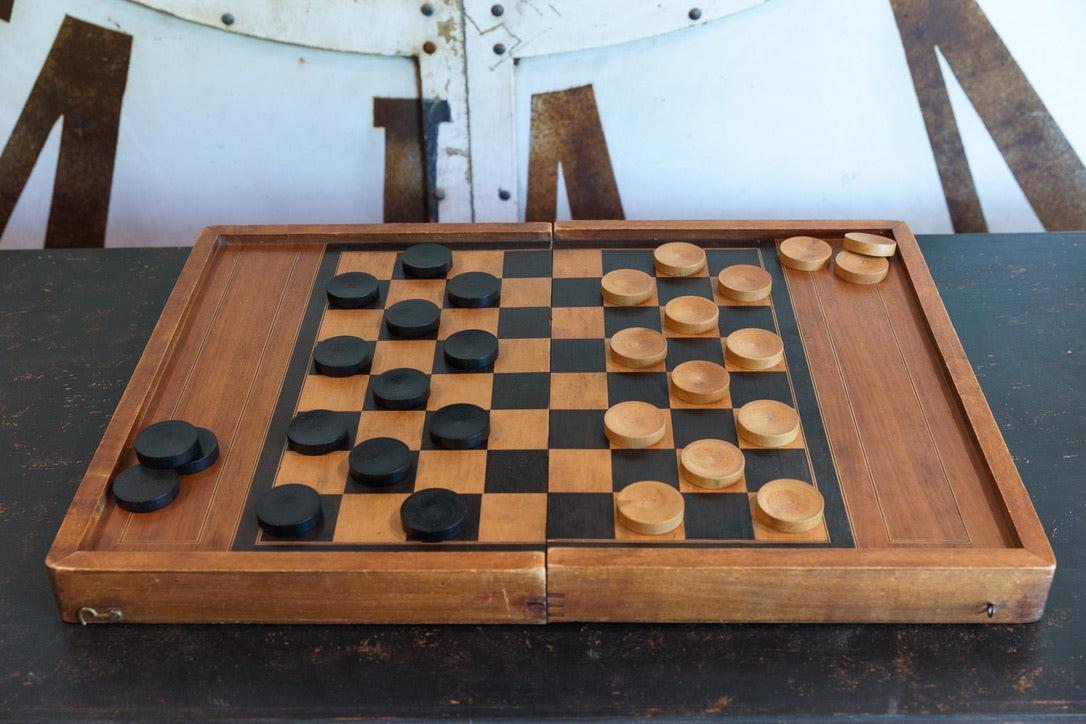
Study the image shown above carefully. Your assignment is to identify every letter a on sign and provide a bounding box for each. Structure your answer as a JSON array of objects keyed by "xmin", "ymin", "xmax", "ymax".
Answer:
[
  {"xmin": 0, "ymin": 15, "xmax": 132, "ymax": 248},
  {"xmin": 525, "ymin": 85, "xmax": 624, "ymax": 223}
]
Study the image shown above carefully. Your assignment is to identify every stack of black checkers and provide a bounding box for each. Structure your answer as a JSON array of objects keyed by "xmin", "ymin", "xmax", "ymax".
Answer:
[{"xmin": 111, "ymin": 419, "xmax": 220, "ymax": 513}]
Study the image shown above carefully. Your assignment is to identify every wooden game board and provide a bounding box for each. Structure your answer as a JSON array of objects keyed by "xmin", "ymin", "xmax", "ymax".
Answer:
[{"xmin": 46, "ymin": 221, "xmax": 1055, "ymax": 624}]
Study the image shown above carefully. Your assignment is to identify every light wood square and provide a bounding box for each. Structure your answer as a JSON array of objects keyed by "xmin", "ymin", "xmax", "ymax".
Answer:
[
  {"xmin": 493, "ymin": 338, "xmax": 550, "ymax": 373},
  {"xmin": 548, "ymin": 449, "xmax": 612, "ymax": 493},
  {"xmin": 439, "ymin": 307, "xmax": 500, "ymax": 338},
  {"xmin": 415, "ymin": 450, "xmax": 488, "ymax": 494},
  {"xmin": 371, "ymin": 340, "xmax": 436, "ymax": 374},
  {"xmin": 429, "ymin": 373, "xmax": 493, "ymax": 409},
  {"xmin": 318, "ymin": 309, "xmax": 384, "ymax": 341},
  {"xmin": 478, "ymin": 493, "xmax": 547, "ymax": 543},
  {"xmin": 553, "ymin": 249, "xmax": 602, "ymax": 278},
  {"xmin": 489, "ymin": 409, "xmax": 549, "ymax": 450},
  {"xmin": 337, "ymin": 251, "xmax": 398, "ymax": 278},
  {"xmin": 550, "ymin": 372, "xmax": 609, "ymax": 409},
  {"xmin": 355, "ymin": 410, "xmax": 426, "ymax": 448},
  {"xmin": 501, "ymin": 277, "xmax": 551, "ymax": 308},
  {"xmin": 385, "ymin": 279, "xmax": 446, "ymax": 307},
  {"xmin": 553, "ymin": 306, "xmax": 605, "ymax": 339},
  {"xmin": 453, "ymin": 249, "xmax": 505, "ymax": 275},
  {"xmin": 298, "ymin": 374, "xmax": 371, "ymax": 411},
  {"xmin": 333, "ymin": 493, "xmax": 409, "ymax": 543},
  {"xmin": 274, "ymin": 450, "xmax": 349, "ymax": 495},
  {"xmin": 750, "ymin": 493, "xmax": 829, "ymax": 542}
]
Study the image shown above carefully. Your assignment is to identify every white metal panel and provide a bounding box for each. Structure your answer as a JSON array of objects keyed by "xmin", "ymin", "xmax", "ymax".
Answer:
[
  {"xmin": 463, "ymin": 0, "xmax": 519, "ymax": 222},
  {"xmin": 128, "ymin": 0, "xmax": 428, "ymax": 55},
  {"xmin": 416, "ymin": 0, "xmax": 473, "ymax": 222},
  {"xmin": 129, "ymin": 0, "xmax": 766, "ymax": 56}
]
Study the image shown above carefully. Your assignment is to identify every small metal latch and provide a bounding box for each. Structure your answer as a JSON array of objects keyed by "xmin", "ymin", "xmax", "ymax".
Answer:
[{"xmin": 77, "ymin": 607, "xmax": 123, "ymax": 625}]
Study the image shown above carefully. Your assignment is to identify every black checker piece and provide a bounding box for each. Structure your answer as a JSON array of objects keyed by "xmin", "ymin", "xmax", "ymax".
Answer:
[
  {"xmin": 446, "ymin": 271, "xmax": 501, "ymax": 308},
  {"xmin": 312, "ymin": 335, "xmax": 373, "ymax": 377},
  {"xmin": 287, "ymin": 409, "xmax": 349, "ymax": 455},
  {"xmin": 175, "ymin": 427, "xmax": 220, "ymax": 475},
  {"xmin": 429, "ymin": 403, "xmax": 490, "ymax": 450},
  {"xmin": 326, "ymin": 271, "xmax": 379, "ymax": 308},
  {"xmin": 111, "ymin": 465, "xmax": 181, "ymax": 513},
  {"xmin": 349, "ymin": 437, "xmax": 414, "ymax": 487},
  {"xmin": 385, "ymin": 299, "xmax": 441, "ymax": 338},
  {"xmin": 256, "ymin": 483, "xmax": 323, "ymax": 537},
  {"xmin": 400, "ymin": 487, "xmax": 468, "ymax": 542},
  {"xmin": 134, "ymin": 419, "xmax": 200, "ymax": 470},
  {"xmin": 401, "ymin": 243, "xmax": 452, "ymax": 278},
  {"xmin": 443, "ymin": 329, "xmax": 499, "ymax": 370},
  {"xmin": 370, "ymin": 368, "xmax": 430, "ymax": 410}
]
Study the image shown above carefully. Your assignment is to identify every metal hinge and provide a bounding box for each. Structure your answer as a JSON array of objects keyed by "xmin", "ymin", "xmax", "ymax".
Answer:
[{"xmin": 77, "ymin": 607, "xmax": 124, "ymax": 625}]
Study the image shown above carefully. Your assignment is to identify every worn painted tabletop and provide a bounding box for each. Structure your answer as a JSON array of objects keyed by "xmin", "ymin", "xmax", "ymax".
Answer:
[{"xmin": 1, "ymin": 232, "xmax": 1082, "ymax": 721}]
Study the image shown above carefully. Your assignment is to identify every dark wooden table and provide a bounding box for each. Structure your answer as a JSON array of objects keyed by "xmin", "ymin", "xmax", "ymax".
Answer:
[{"xmin": 1, "ymin": 232, "xmax": 1082, "ymax": 721}]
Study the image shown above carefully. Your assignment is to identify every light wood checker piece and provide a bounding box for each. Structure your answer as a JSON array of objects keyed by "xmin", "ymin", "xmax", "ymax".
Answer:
[
  {"xmin": 653, "ymin": 241, "xmax": 706, "ymax": 276},
  {"xmin": 726, "ymin": 328, "xmax": 784, "ymax": 369},
  {"xmin": 736, "ymin": 399, "xmax": 801, "ymax": 447},
  {"xmin": 834, "ymin": 250, "xmax": 890, "ymax": 284},
  {"xmin": 680, "ymin": 439, "xmax": 744, "ymax": 489},
  {"xmin": 46, "ymin": 220, "xmax": 1054, "ymax": 625},
  {"xmin": 779, "ymin": 236, "xmax": 832, "ymax": 271},
  {"xmin": 844, "ymin": 232, "xmax": 898, "ymax": 258},
  {"xmin": 718, "ymin": 264, "xmax": 772, "ymax": 301},
  {"xmin": 664, "ymin": 295, "xmax": 719, "ymax": 334},
  {"xmin": 670, "ymin": 360, "xmax": 730, "ymax": 404},
  {"xmin": 615, "ymin": 481, "xmax": 685, "ymax": 535},
  {"xmin": 755, "ymin": 479, "xmax": 825, "ymax": 533},
  {"xmin": 601, "ymin": 268, "xmax": 654, "ymax": 305},
  {"xmin": 609, "ymin": 327, "xmax": 667, "ymax": 368},
  {"xmin": 604, "ymin": 401, "xmax": 667, "ymax": 449}
]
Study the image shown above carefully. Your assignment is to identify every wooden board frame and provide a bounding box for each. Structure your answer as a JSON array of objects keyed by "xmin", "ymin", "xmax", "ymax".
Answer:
[{"xmin": 46, "ymin": 221, "xmax": 1055, "ymax": 624}]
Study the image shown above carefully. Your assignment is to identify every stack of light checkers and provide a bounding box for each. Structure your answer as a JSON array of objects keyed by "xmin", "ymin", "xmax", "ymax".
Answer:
[
  {"xmin": 602, "ymin": 241, "xmax": 824, "ymax": 536},
  {"xmin": 256, "ymin": 242, "xmax": 496, "ymax": 542},
  {"xmin": 778, "ymin": 232, "xmax": 898, "ymax": 284},
  {"xmin": 110, "ymin": 420, "xmax": 219, "ymax": 512}
]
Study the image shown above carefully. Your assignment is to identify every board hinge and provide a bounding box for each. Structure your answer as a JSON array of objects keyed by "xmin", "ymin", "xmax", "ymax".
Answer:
[{"xmin": 77, "ymin": 607, "xmax": 124, "ymax": 625}]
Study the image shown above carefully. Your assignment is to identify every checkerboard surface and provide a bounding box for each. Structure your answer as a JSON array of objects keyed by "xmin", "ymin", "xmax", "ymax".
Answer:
[{"xmin": 233, "ymin": 243, "xmax": 851, "ymax": 551}]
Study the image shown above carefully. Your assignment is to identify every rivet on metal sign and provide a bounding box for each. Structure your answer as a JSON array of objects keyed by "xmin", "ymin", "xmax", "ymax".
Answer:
[
  {"xmin": 433, "ymin": 189, "xmax": 446, "ymax": 201},
  {"xmin": 423, "ymin": 41, "xmax": 437, "ymax": 54},
  {"xmin": 498, "ymin": 189, "xmax": 511, "ymax": 201},
  {"xmin": 688, "ymin": 8, "xmax": 702, "ymax": 20},
  {"xmin": 491, "ymin": 4, "xmax": 504, "ymax": 16},
  {"xmin": 493, "ymin": 43, "xmax": 506, "ymax": 55},
  {"xmin": 221, "ymin": 13, "xmax": 235, "ymax": 26},
  {"xmin": 421, "ymin": 3, "xmax": 434, "ymax": 16}
]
